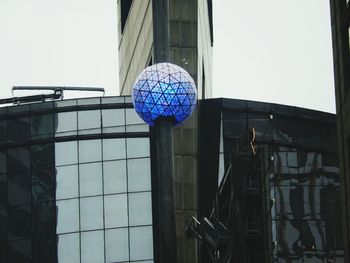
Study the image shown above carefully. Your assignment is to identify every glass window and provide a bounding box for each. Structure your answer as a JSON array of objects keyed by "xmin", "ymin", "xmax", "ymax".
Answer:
[
  {"xmin": 129, "ymin": 226, "xmax": 154, "ymax": 261},
  {"xmin": 0, "ymin": 173, "xmax": 7, "ymax": 207},
  {"xmin": 126, "ymin": 124, "xmax": 149, "ymax": 132},
  {"xmin": 32, "ymin": 237, "xmax": 57, "ymax": 263},
  {"xmin": 56, "ymin": 165, "xmax": 79, "ymax": 200},
  {"xmin": 56, "ymin": 199, "xmax": 79, "ymax": 234},
  {"xmin": 7, "ymin": 147, "xmax": 30, "ymax": 172},
  {"xmin": 32, "ymin": 169, "xmax": 55, "ymax": 202},
  {"xmin": 78, "ymin": 110, "xmax": 101, "ymax": 134},
  {"xmin": 81, "ymin": 230, "xmax": 104, "ymax": 263},
  {"xmin": 32, "ymin": 201, "xmax": 55, "ymax": 237},
  {"xmin": 102, "ymin": 109, "xmax": 125, "ymax": 127},
  {"xmin": 127, "ymin": 138, "xmax": 150, "ymax": 158},
  {"xmin": 31, "ymin": 143, "xmax": 54, "ymax": 170},
  {"xmin": 54, "ymin": 111, "xmax": 77, "ymax": 135},
  {"xmin": 58, "ymin": 233, "xmax": 80, "ymax": 263},
  {"xmin": 80, "ymin": 196, "xmax": 103, "ymax": 231},
  {"xmin": 79, "ymin": 139, "xmax": 101, "ymax": 163},
  {"xmin": 79, "ymin": 162, "xmax": 102, "ymax": 197},
  {"xmin": 0, "ymin": 120, "xmax": 6, "ymax": 142},
  {"xmin": 0, "ymin": 208, "xmax": 7, "ymax": 241},
  {"xmin": 273, "ymin": 117, "xmax": 297, "ymax": 143},
  {"xmin": 9, "ymin": 239, "xmax": 31, "ymax": 262},
  {"xmin": 105, "ymin": 228, "xmax": 129, "ymax": 263},
  {"xmin": 8, "ymin": 171, "xmax": 31, "ymax": 206},
  {"xmin": 0, "ymin": 151, "xmax": 6, "ymax": 174},
  {"xmin": 126, "ymin": 108, "xmax": 144, "ymax": 125},
  {"xmin": 55, "ymin": 141, "xmax": 78, "ymax": 166},
  {"xmin": 129, "ymin": 192, "xmax": 152, "ymax": 226},
  {"xmin": 127, "ymin": 158, "xmax": 151, "ymax": 192},
  {"xmin": 31, "ymin": 113, "xmax": 53, "ymax": 137},
  {"xmin": 103, "ymin": 160, "xmax": 127, "ymax": 194},
  {"xmin": 102, "ymin": 138, "xmax": 126, "ymax": 160},
  {"xmin": 8, "ymin": 205, "xmax": 31, "ymax": 240},
  {"xmin": 7, "ymin": 117, "xmax": 30, "ymax": 140},
  {"xmin": 104, "ymin": 194, "xmax": 128, "ymax": 228}
]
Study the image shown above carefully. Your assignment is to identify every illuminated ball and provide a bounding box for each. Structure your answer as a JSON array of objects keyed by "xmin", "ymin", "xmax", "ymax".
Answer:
[{"xmin": 132, "ymin": 63, "xmax": 197, "ymax": 126}]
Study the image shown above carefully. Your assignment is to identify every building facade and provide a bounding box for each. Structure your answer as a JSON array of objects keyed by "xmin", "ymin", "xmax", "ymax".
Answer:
[
  {"xmin": 329, "ymin": 0, "xmax": 350, "ymax": 261},
  {"xmin": 197, "ymin": 98, "xmax": 344, "ymax": 263},
  {"xmin": 0, "ymin": 96, "xmax": 154, "ymax": 263}
]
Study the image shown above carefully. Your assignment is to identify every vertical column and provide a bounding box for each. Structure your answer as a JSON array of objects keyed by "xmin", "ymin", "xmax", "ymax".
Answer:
[
  {"xmin": 155, "ymin": 118, "xmax": 177, "ymax": 263},
  {"xmin": 152, "ymin": 0, "xmax": 170, "ymax": 62}
]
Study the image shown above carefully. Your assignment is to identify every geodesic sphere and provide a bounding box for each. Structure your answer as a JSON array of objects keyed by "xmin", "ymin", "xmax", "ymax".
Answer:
[{"xmin": 132, "ymin": 63, "xmax": 197, "ymax": 126}]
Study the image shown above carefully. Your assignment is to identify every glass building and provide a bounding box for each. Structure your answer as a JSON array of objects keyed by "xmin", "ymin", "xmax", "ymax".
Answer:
[
  {"xmin": 198, "ymin": 98, "xmax": 344, "ymax": 263},
  {"xmin": 0, "ymin": 96, "xmax": 154, "ymax": 263},
  {"xmin": 0, "ymin": 96, "xmax": 343, "ymax": 263}
]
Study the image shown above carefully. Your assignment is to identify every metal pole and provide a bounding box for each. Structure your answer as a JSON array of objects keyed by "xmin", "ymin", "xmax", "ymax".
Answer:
[{"xmin": 155, "ymin": 118, "xmax": 177, "ymax": 263}]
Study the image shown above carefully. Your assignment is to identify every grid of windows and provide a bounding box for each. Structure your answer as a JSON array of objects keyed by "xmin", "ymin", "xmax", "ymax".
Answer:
[{"xmin": 0, "ymin": 97, "xmax": 154, "ymax": 263}]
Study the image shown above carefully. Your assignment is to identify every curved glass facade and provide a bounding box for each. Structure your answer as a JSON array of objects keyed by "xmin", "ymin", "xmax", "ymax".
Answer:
[
  {"xmin": 0, "ymin": 96, "xmax": 153, "ymax": 263},
  {"xmin": 199, "ymin": 98, "xmax": 344, "ymax": 263}
]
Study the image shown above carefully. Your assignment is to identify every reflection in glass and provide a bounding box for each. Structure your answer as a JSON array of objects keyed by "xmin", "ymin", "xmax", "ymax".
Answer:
[
  {"xmin": 31, "ymin": 144, "xmax": 54, "ymax": 170},
  {"xmin": 32, "ymin": 237, "xmax": 56, "ymax": 262},
  {"xmin": 80, "ymin": 196, "xmax": 103, "ymax": 231},
  {"xmin": 103, "ymin": 160, "xmax": 127, "ymax": 194},
  {"xmin": 8, "ymin": 172, "xmax": 31, "ymax": 206},
  {"xmin": 32, "ymin": 169, "xmax": 55, "ymax": 202},
  {"xmin": 79, "ymin": 139, "xmax": 101, "ymax": 163},
  {"xmin": 0, "ymin": 208, "xmax": 6, "ymax": 241},
  {"xmin": 56, "ymin": 165, "xmax": 79, "ymax": 200},
  {"xmin": 7, "ymin": 147, "xmax": 30, "ymax": 172},
  {"xmin": 8, "ymin": 205, "xmax": 31, "ymax": 240},
  {"xmin": 104, "ymin": 194, "xmax": 128, "ymax": 228},
  {"xmin": 7, "ymin": 117, "xmax": 30, "ymax": 140},
  {"xmin": 127, "ymin": 158, "xmax": 151, "ymax": 192},
  {"xmin": 56, "ymin": 199, "xmax": 79, "ymax": 234},
  {"xmin": 58, "ymin": 233, "xmax": 80, "ymax": 263},
  {"xmin": 55, "ymin": 141, "xmax": 78, "ymax": 166},
  {"xmin": 31, "ymin": 114, "xmax": 53, "ymax": 137},
  {"xmin": 129, "ymin": 192, "xmax": 152, "ymax": 226},
  {"xmin": 9, "ymin": 239, "xmax": 31, "ymax": 262},
  {"xmin": 105, "ymin": 228, "xmax": 129, "ymax": 262},
  {"xmin": 102, "ymin": 138, "xmax": 126, "ymax": 160},
  {"xmin": 32, "ymin": 202, "xmax": 55, "ymax": 237},
  {"xmin": 79, "ymin": 162, "xmax": 102, "ymax": 197},
  {"xmin": 81, "ymin": 230, "xmax": 104, "ymax": 263},
  {"xmin": 55, "ymin": 111, "xmax": 77, "ymax": 135},
  {"xmin": 129, "ymin": 226, "xmax": 154, "ymax": 261},
  {"xmin": 127, "ymin": 138, "xmax": 150, "ymax": 158}
]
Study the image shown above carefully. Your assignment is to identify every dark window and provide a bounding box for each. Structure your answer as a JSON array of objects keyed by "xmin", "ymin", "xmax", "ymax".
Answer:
[
  {"xmin": 32, "ymin": 237, "xmax": 57, "ymax": 262},
  {"xmin": 121, "ymin": 0, "xmax": 133, "ymax": 33},
  {"xmin": 7, "ymin": 117, "xmax": 30, "ymax": 140},
  {"xmin": 8, "ymin": 172, "xmax": 31, "ymax": 206},
  {"xmin": 9, "ymin": 239, "xmax": 31, "ymax": 263},
  {"xmin": 31, "ymin": 114, "xmax": 53, "ymax": 138},
  {"xmin": 8, "ymin": 205, "xmax": 31, "ymax": 240},
  {"xmin": 7, "ymin": 147, "xmax": 30, "ymax": 172},
  {"xmin": 0, "ymin": 208, "xmax": 7, "ymax": 241},
  {"xmin": 31, "ymin": 169, "xmax": 55, "ymax": 203},
  {"xmin": 31, "ymin": 144, "xmax": 54, "ymax": 170},
  {"xmin": 32, "ymin": 202, "xmax": 55, "ymax": 237}
]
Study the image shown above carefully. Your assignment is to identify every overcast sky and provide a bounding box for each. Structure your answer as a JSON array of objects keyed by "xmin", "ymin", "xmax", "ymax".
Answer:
[{"xmin": 0, "ymin": 0, "xmax": 335, "ymax": 112}]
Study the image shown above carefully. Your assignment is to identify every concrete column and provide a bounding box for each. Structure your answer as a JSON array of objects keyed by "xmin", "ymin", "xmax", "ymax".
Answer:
[{"xmin": 152, "ymin": 0, "xmax": 170, "ymax": 62}]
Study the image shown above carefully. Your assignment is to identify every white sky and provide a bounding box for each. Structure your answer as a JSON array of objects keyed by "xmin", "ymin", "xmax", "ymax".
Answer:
[{"xmin": 0, "ymin": 0, "xmax": 336, "ymax": 112}]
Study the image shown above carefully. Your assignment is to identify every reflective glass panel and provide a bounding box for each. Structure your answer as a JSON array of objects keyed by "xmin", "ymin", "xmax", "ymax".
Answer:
[
  {"xmin": 56, "ymin": 165, "xmax": 79, "ymax": 200},
  {"xmin": 129, "ymin": 226, "xmax": 154, "ymax": 261},
  {"xmin": 32, "ymin": 237, "xmax": 57, "ymax": 263},
  {"xmin": 31, "ymin": 143, "xmax": 54, "ymax": 170},
  {"xmin": 79, "ymin": 139, "xmax": 101, "ymax": 163},
  {"xmin": 103, "ymin": 160, "xmax": 127, "ymax": 194},
  {"xmin": 0, "ymin": 208, "xmax": 6, "ymax": 241},
  {"xmin": 55, "ymin": 141, "xmax": 78, "ymax": 166},
  {"xmin": 80, "ymin": 196, "xmax": 103, "ymax": 231},
  {"xmin": 81, "ymin": 230, "xmax": 104, "ymax": 263},
  {"xmin": 7, "ymin": 147, "xmax": 30, "ymax": 172},
  {"xmin": 55, "ymin": 111, "xmax": 77, "ymax": 135},
  {"xmin": 102, "ymin": 109, "xmax": 125, "ymax": 127},
  {"xmin": 102, "ymin": 138, "xmax": 126, "ymax": 160},
  {"xmin": 58, "ymin": 233, "xmax": 80, "ymax": 263},
  {"xmin": 129, "ymin": 192, "xmax": 152, "ymax": 226},
  {"xmin": 126, "ymin": 108, "xmax": 144, "ymax": 125},
  {"xmin": 56, "ymin": 199, "xmax": 79, "ymax": 234},
  {"xmin": 127, "ymin": 138, "xmax": 150, "ymax": 158},
  {"xmin": 127, "ymin": 158, "xmax": 151, "ymax": 192},
  {"xmin": 32, "ymin": 201, "xmax": 55, "ymax": 237},
  {"xmin": 0, "ymin": 173, "xmax": 7, "ymax": 207},
  {"xmin": 104, "ymin": 194, "xmax": 128, "ymax": 228},
  {"xmin": 78, "ymin": 110, "xmax": 101, "ymax": 134},
  {"xmin": 7, "ymin": 117, "xmax": 30, "ymax": 140},
  {"xmin": 0, "ymin": 151, "xmax": 6, "ymax": 174},
  {"xmin": 31, "ymin": 114, "xmax": 53, "ymax": 137},
  {"xmin": 31, "ymin": 169, "xmax": 55, "ymax": 202},
  {"xmin": 9, "ymin": 239, "xmax": 31, "ymax": 262},
  {"xmin": 8, "ymin": 205, "xmax": 31, "ymax": 240},
  {"xmin": 105, "ymin": 228, "xmax": 129, "ymax": 262},
  {"xmin": 8, "ymin": 172, "xmax": 31, "ymax": 206},
  {"xmin": 79, "ymin": 162, "xmax": 102, "ymax": 197}
]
